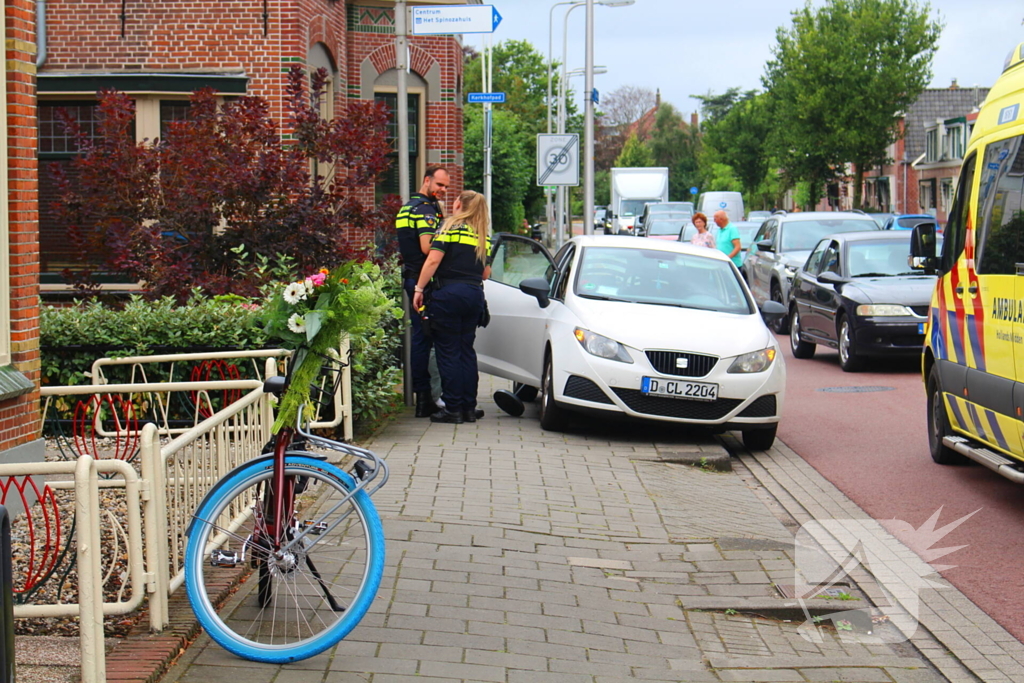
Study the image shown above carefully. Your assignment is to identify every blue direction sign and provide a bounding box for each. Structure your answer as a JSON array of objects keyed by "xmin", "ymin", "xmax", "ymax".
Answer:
[
  {"xmin": 468, "ymin": 92, "xmax": 506, "ymax": 104},
  {"xmin": 411, "ymin": 5, "xmax": 503, "ymax": 35}
]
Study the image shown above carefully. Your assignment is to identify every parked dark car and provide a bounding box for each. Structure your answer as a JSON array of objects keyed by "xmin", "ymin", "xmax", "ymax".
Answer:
[{"xmin": 788, "ymin": 231, "xmax": 938, "ymax": 372}]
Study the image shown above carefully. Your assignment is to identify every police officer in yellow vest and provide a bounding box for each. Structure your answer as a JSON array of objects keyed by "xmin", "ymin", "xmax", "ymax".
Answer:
[
  {"xmin": 396, "ymin": 165, "xmax": 449, "ymax": 417},
  {"xmin": 412, "ymin": 190, "xmax": 491, "ymax": 424}
]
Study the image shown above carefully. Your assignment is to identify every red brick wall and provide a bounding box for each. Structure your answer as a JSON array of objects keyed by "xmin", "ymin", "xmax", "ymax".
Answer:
[
  {"xmin": 2, "ymin": 0, "xmax": 41, "ymax": 451},
  {"xmin": 39, "ymin": 1, "xmax": 464, "ymax": 255}
]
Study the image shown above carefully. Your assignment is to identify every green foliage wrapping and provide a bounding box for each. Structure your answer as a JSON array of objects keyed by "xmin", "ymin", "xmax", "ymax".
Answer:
[{"xmin": 265, "ymin": 261, "xmax": 403, "ymax": 432}]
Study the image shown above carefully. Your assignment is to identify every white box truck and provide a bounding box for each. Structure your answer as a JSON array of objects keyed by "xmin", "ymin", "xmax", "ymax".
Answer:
[{"xmin": 609, "ymin": 167, "xmax": 669, "ymax": 234}]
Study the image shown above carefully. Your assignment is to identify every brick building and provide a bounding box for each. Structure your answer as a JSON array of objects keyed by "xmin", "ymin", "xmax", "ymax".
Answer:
[
  {"xmin": 860, "ymin": 84, "xmax": 988, "ymax": 223},
  {"xmin": 1, "ymin": 0, "xmax": 43, "ymax": 465},
  {"xmin": 36, "ymin": 0, "xmax": 468, "ymax": 278}
]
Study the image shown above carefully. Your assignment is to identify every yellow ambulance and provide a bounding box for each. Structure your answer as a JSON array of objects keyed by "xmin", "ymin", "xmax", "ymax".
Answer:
[{"xmin": 912, "ymin": 43, "xmax": 1024, "ymax": 481}]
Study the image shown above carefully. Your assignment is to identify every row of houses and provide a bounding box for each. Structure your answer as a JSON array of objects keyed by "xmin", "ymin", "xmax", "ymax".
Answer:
[{"xmin": 2, "ymin": 1, "xmax": 471, "ymax": 464}]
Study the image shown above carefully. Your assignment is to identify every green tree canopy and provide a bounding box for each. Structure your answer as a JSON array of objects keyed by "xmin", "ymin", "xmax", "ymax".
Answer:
[
  {"xmin": 764, "ymin": 0, "xmax": 942, "ymax": 208},
  {"xmin": 463, "ymin": 106, "xmax": 531, "ymax": 233},
  {"xmin": 648, "ymin": 103, "xmax": 701, "ymax": 201},
  {"xmin": 615, "ymin": 132, "xmax": 655, "ymax": 168},
  {"xmin": 700, "ymin": 93, "xmax": 775, "ymax": 207}
]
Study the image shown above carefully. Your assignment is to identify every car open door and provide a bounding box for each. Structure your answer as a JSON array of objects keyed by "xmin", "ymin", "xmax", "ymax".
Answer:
[{"xmin": 476, "ymin": 234, "xmax": 556, "ymax": 386}]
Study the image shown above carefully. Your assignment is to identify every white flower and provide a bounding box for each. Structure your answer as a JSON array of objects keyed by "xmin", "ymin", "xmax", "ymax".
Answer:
[
  {"xmin": 304, "ymin": 278, "xmax": 315, "ymax": 295},
  {"xmin": 283, "ymin": 282, "xmax": 307, "ymax": 304},
  {"xmin": 287, "ymin": 313, "xmax": 306, "ymax": 334}
]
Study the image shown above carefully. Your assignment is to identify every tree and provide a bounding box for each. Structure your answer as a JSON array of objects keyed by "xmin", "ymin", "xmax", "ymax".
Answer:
[
  {"xmin": 614, "ymin": 132, "xmax": 655, "ymax": 168},
  {"xmin": 463, "ymin": 39, "xmax": 577, "ymax": 220},
  {"xmin": 53, "ymin": 66, "xmax": 393, "ymax": 299},
  {"xmin": 692, "ymin": 88, "xmax": 757, "ymax": 125},
  {"xmin": 463, "ymin": 106, "xmax": 532, "ymax": 233},
  {"xmin": 764, "ymin": 0, "xmax": 942, "ymax": 209},
  {"xmin": 700, "ymin": 94, "xmax": 775, "ymax": 207},
  {"xmin": 595, "ymin": 85, "xmax": 657, "ymax": 171},
  {"xmin": 648, "ymin": 103, "xmax": 701, "ymax": 201}
]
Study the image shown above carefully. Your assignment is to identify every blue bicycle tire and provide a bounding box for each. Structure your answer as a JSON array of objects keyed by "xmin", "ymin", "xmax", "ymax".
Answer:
[{"xmin": 184, "ymin": 455, "xmax": 384, "ymax": 663}]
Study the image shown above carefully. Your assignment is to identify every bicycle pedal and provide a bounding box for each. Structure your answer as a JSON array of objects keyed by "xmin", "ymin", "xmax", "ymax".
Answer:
[
  {"xmin": 210, "ymin": 549, "xmax": 242, "ymax": 567},
  {"xmin": 352, "ymin": 461, "xmax": 370, "ymax": 481},
  {"xmin": 301, "ymin": 520, "xmax": 329, "ymax": 535}
]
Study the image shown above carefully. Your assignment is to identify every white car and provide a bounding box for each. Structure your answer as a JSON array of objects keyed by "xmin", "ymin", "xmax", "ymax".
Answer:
[{"xmin": 476, "ymin": 234, "xmax": 787, "ymax": 450}]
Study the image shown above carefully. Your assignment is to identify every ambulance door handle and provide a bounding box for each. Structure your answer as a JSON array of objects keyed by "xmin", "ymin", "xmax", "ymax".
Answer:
[
  {"xmin": 955, "ymin": 285, "xmax": 965, "ymax": 295},
  {"xmin": 968, "ymin": 285, "xmax": 978, "ymax": 295}
]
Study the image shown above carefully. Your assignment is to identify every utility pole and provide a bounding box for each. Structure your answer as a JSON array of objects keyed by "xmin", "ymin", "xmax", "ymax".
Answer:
[
  {"xmin": 483, "ymin": 35, "xmax": 493, "ymax": 213},
  {"xmin": 583, "ymin": 0, "xmax": 595, "ymax": 234},
  {"xmin": 396, "ymin": 0, "xmax": 413, "ymax": 407}
]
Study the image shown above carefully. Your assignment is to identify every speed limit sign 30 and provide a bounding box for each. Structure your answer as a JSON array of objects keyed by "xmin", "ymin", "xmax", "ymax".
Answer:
[{"xmin": 536, "ymin": 134, "xmax": 579, "ymax": 187}]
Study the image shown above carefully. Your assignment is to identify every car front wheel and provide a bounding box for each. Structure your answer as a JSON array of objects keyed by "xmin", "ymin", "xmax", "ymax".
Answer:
[
  {"xmin": 837, "ymin": 315, "xmax": 864, "ymax": 372},
  {"xmin": 743, "ymin": 424, "xmax": 778, "ymax": 451},
  {"xmin": 926, "ymin": 365, "xmax": 967, "ymax": 465},
  {"xmin": 770, "ymin": 282, "xmax": 789, "ymax": 334},
  {"xmin": 539, "ymin": 354, "xmax": 569, "ymax": 432},
  {"xmin": 789, "ymin": 306, "xmax": 816, "ymax": 359}
]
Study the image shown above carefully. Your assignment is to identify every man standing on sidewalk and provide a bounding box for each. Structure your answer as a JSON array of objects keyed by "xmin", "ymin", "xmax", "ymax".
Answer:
[{"xmin": 396, "ymin": 165, "xmax": 449, "ymax": 417}]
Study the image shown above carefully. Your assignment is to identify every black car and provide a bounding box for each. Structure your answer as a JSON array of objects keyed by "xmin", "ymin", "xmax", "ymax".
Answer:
[{"xmin": 788, "ymin": 231, "xmax": 938, "ymax": 372}]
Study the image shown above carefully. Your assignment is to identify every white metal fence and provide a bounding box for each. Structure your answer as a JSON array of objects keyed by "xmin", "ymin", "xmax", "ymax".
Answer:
[{"xmin": 25, "ymin": 344, "xmax": 354, "ymax": 683}]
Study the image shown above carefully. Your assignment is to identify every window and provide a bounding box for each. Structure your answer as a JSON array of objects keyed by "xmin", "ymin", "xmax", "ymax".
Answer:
[
  {"xmin": 553, "ymin": 245, "xmax": 575, "ymax": 300},
  {"xmin": 159, "ymin": 100, "xmax": 191, "ymax": 138},
  {"xmin": 976, "ymin": 136, "xmax": 1024, "ymax": 275},
  {"xmin": 941, "ymin": 153, "xmax": 976, "ymax": 273},
  {"xmin": 375, "ymin": 92, "xmax": 421, "ymax": 199},
  {"xmin": 804, "ymin": 240, "xmax": 828, "ymax": 275},
  {"xmin": 940, "ymin": 177, "xmax": 955, "ymax": 214},
  {"xmin": 919, "ymin": 178, "xmax": 937, "ymax": 211},
  {"xmin": 949, "ymin": 125, "xmax": 965, "ymax": 159},
  {"xmin": 38, "ymin": 101, "xmax": 101, "ymax": 155},
  {"xmin": 926, "ymin": 128, "xmax": 939, "ymax": 162},
  {"xmin": 488, "ymin": 235, "xmax": 553, "ymax": 288}
]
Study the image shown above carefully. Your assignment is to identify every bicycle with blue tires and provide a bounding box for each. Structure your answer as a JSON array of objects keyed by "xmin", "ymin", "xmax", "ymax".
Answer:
[{"xmin": 184, "ymin": 351, "xmax": 388, "ymax": 663}]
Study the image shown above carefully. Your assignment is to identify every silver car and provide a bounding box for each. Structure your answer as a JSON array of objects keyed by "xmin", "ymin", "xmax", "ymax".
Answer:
[{"xmin": 742, "ymin": 211, "xmax": 880, "ymax": 333}]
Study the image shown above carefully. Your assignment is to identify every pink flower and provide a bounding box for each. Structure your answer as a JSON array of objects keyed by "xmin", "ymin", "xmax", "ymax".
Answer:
[{"xmin": 309, "ymin": 272, "xmax": 327, "ymax": 287}]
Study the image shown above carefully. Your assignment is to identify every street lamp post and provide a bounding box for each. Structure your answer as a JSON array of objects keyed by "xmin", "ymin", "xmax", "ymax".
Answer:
[{"xmin": 548, "ymin": 0, "xmax": 635, "ymax": 246}]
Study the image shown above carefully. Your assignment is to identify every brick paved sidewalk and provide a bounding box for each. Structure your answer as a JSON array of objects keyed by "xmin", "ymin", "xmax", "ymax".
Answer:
[{"xmin": 151, "ymin": 374, "xmax": 1022, "ymax": 683}]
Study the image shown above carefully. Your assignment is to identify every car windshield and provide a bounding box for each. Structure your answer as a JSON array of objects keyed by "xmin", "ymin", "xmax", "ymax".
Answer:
[
  {"xmin": 747, "ymin": 211, "xmax": 771, "ymax": 221},
  {"xmin": 649, "ymin": 203, "xmax": 692, "ymax": 214},
  {"xmin": 847, "ymin": 238, "xmax": 942, "ymax": 277},
  {"xmin": 575, "ymin": 246, "xmax": 753, "ymax": 314},
  {"xmin": 733, "ymin": 222, "xmax": 760, "ymax": 247},
  {"xmin": 781, "ymin": 219, "xmax": 878, "ymax": 252},
  {"xmin": 895, "ymin": 216, "xmax": 933, "ymax": 229},
  {"xmin": 647, "ymin": 223, "xmax": 688, "ymax": 239},
  {"xmin": 619, "ymin": 200, "xmax": 648, "ymax": 217}
]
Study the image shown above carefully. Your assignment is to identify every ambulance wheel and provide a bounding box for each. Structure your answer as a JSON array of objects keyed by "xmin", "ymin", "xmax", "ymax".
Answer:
[{"xmin": 926, "ymin": 365, "xmax": 967, "ymax": 465}]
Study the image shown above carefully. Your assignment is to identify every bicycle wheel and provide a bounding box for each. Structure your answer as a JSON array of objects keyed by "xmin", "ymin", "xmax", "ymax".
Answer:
[{"xmin": 185, "ymin": 455, "xmax": 384, "ymax": 663}]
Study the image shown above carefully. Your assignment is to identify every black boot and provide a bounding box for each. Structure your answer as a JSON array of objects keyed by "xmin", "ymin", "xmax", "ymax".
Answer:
[
  {"xmin": 462, "ymin": 407, "xmax": 485, "ymax": 423},
  {"xmin": 430, "ymin": 409, "xmax": 464, "ymax": 424},
  {"xmin": 415, "ymin": 391, "xmax": 434, "ymax": 418}
]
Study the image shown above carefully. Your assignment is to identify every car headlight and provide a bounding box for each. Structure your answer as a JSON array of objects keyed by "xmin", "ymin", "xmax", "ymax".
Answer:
[
  {"xmin": 574, "ymin": 328, "xmax": 633, "ymax": 363},
  {"xmin": 727, "ymin": 348, "xmax": 777, "ymax": 373},
  {"xmin": 855, "ymin": 304, "xmax": 913, "ymax": 317}
]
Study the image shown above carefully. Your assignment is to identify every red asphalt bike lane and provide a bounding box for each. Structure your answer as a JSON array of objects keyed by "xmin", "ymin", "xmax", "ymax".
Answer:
[{"xmin": 773, "ymin": 333, "xmax": 1024, "ymax": 642}]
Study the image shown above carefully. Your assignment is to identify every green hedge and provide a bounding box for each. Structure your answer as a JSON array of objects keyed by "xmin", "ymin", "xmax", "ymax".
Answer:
[{"xmin": 41, "ymin": 264, "xmax": 406, "ymax": 436}]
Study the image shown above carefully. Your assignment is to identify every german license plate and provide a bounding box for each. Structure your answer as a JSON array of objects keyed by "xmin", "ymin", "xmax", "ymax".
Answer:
[{"xmin": 641, "ymin": 377, "xmax": 719, "ymax": 402}]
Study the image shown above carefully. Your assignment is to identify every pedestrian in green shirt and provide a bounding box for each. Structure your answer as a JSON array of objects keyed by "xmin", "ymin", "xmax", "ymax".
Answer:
[{"xmin": 713, "ymin": 210, "xmax": 743, "ymax": 267}]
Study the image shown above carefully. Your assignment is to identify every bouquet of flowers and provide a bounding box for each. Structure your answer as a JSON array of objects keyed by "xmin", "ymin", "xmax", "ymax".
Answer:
[{"xmin": 262, "ymin": 261, "xmax": 402, "ymax": 432}]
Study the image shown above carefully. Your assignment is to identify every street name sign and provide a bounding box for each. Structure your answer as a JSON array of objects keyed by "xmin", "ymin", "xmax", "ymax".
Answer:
[
  {"xmin": 468, "ymin": 92, "xmax": 506, "ymax": 104},
  {"xmin": 411, "ymin": 5, "xmax": 503, "ymax": 35},
  {"xmin": 537, "ymin": 134, "xmax": 579, "ymax": 187}
]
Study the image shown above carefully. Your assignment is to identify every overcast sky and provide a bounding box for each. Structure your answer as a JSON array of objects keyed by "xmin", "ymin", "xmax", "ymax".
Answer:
[{"xmin": 464, "ymin": 0, "xmax": 1023, "ymax": 117}]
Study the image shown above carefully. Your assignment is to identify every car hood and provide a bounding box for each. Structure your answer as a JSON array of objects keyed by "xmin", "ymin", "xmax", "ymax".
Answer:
[
  {"xmin": 780, "ymin": 250, "xmax": 811, "ymax": 268},
  {"xmin": 570, "ymin": 296, "xmax": 774, "ymax": 357},
  {"xmin": 843, "ymin": 275, "xmax": 937, "ymax": 305}
]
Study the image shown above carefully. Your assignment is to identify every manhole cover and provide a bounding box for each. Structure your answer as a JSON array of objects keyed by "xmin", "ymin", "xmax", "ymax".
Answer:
[{"xmin": 817, "ymin": 386, "xmax": 895, "ymax": 393}]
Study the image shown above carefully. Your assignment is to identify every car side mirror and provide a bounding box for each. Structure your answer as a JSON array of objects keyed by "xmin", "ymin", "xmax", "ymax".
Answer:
[
  {"xmin": 909, "ymin": 222, "xmax": 940, "ymax": 273},
  {"xmin": 756, "ymin": 239, "xmax": 774, "ymax": 252},
  {"xmin": 760, "ymin": 300, "xmax": 787, "ymax": 323},
  {"xmin": 817, "ymin": 271, "xmax": 848, "ymax": 289},
  {"xmin": 519, "ymin": 277, "xmax": 551, "ymax": 308}
]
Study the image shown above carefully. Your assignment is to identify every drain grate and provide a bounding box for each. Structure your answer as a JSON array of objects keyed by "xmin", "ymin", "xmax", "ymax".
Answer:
[{"xmin": 817, "ymin": 386, "xmax": 894, "ymax": 393}]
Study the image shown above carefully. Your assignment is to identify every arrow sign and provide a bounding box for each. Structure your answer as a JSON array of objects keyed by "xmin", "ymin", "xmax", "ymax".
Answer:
[
  {"xmin": 468, "ymin": 92, "xmax": 506, "ymax": 104},
  {"xmin": 411, "ymin": 5, "xmax": 503, "ymax": 35}
]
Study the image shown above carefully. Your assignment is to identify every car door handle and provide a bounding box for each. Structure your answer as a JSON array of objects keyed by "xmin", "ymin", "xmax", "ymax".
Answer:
[{"xmin": 955, "ymin": 284, "xmax": 978, "ymax": 296}]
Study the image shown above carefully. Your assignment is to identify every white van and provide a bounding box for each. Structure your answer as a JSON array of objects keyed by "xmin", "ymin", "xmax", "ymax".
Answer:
[{"xmin": 697, "ymin": 192, "xmax": 745, "ymax": 222}]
